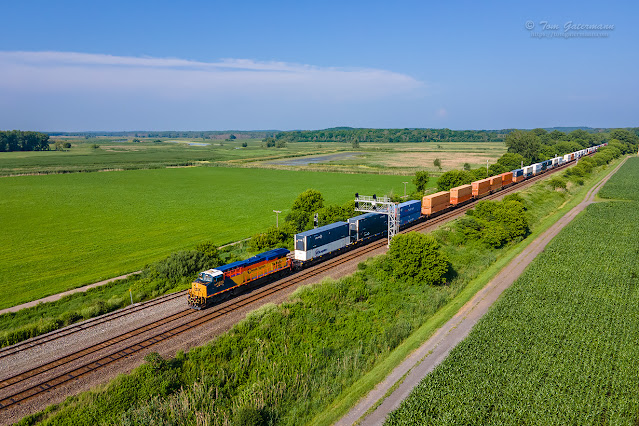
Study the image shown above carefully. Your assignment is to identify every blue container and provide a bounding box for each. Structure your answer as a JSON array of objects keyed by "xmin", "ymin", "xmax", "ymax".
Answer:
[
  {"xmin": 399, "ymin": 210, "xmax": 421, "ymax": 227},
  {"xmin": 295, "ymin": 222, "xmax": 349, "ymax": 251},
  {"xmin": 348, "ymin": 213, "xmax": 387, "ymax": 241},
  {"xmin": 398, "ymin": 200, "xmax": 421, "ymax": 216},
  {"xmin": 511, "ymin": 168, "xmax": 524, "ymax": 177}
]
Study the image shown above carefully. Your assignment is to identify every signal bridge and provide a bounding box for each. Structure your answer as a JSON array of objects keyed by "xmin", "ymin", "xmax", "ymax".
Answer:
[{"xmin": 354, "ymin": 194, "xmax": 398, "ymax": 247}]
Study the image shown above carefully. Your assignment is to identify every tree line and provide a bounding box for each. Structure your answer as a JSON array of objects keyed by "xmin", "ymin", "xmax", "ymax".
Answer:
[
  {"xmin": 0, "ymin": 130, "xmax": 50, "ymax": 152},
  {"xmin": 272, "ymin": 128, "xmax": 505, "ymax": 143}
]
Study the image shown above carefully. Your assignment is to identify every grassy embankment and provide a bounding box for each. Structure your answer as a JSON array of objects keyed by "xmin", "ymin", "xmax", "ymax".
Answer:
[
  {"xmin": 17, "ymin": 156, "xmax": 624, "ymax": 425},
  {"xmin": 386, "ymin": 156, "xmax": 639, "ymax": 425},
  {"xmin": 0, "ymin": 167, "xmax": 410, "ymax": 311}
]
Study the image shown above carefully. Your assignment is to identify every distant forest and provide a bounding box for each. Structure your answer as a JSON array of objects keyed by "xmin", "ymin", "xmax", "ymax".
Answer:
[
  {"xmin": 272, "ymin": 128, "xmax": 506, "ymax": 143},
  {"xmin": 47, "ymin": 131, "xmax": 275, "ymax": 140},
  {"xmin": 0, "ymin": 130, "xmax": 50, "ymax": 152}
]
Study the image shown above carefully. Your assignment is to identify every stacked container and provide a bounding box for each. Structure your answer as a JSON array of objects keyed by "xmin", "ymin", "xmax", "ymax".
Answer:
[
  {"xmin": 489, "ymin": 175, "xmax": 503, "ymax": 191},
  {"xmin": 450, "ymin": 184, "xmax": 472, "ymax": 205},
  {"xmin": 421, "ymin": 191, "xmax": 450, "ymax": 216},
  {"xmin": 472, "ymin": 178, "xmax": 491, "ymax": 198},
  {"xmin": 294, "ymin": 222, "xmax": 350, "ymax": 261},
  {"xmin": 511, "ymin": 169, "xmax": 525, "ymax": 183},
  {"xmin": 523, "ymin": 165, "xmax": 534, "ymax": 177},
  {"xmin": 398, "ymin": 200, "xmax": 421, "ymax": 226},
  {"xmin": 348, "ymin": 213, "xmax": 387, "ymax": 242},
  {"xmin": 500, "ymin": 171, "xmax": 513, "ymax": 186},
  {"xmin": 532, "ymin": 163, "xmax": 543, "ymax": 175}
]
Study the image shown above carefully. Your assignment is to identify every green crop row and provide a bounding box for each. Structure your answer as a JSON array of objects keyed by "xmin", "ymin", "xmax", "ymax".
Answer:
[
  {"xmin": 598, "ymin": 156, "xmax": 639, "ymax": 201},
  {"xmin": 386, "ymin": 169, "xmax": 639, "ymax": 424}
]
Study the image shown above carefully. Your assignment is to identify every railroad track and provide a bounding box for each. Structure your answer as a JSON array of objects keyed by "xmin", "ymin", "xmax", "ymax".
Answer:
[
  {"xmin": 0, "ymin": 158, "xmax": 577, "ymax": 413},
  {"xmin": 0, "ymin": 290, "xmax": 187, "ymax": 361}
]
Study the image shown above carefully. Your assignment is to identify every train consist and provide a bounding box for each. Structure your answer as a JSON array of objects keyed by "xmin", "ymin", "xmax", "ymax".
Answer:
[{"xmin": 188, "ymin": 144, "xmax": 606, "ymax": 309}]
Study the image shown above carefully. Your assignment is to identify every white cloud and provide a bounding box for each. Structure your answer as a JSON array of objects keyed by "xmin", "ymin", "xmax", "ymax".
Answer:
[{"xmin": 0, "ymin": 51, "xmax": 425, "ymax": 102}]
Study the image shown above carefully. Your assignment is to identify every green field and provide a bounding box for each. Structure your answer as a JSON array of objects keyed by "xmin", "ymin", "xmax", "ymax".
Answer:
[
  {"xmin": 0, "ymin": 168, "xmax": 411, "ymax": 310},
  {"xmin": 598, "ymin": 156, "xmax": 639, "ymax": 200},
  {"xmin": 386, "ymin": 161, "xmax": 639, "ymax": 424}
]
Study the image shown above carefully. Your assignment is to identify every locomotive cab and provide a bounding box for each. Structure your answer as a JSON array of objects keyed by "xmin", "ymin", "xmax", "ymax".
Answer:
[{"xmin": 188, "ymin": 269, "xmax": 224, "ymax": 308}]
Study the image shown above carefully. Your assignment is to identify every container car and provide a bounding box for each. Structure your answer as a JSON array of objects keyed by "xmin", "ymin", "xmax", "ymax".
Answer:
[
  {"xmin": 523, "ymin": 165, "xmax": 534, "ymax": 177},
  {"xmin": 294, "ymin": 222, "xmax": 350, "ymax": 261},
  {"xmin": 450, "ymin": 184, "xmax": 472, "ymax": 205},
  {"xmin": 422, "ymin": 191, "xmax": 450, "ymax": 216},
  {"xmin": 500, "ymin": 172, "xmax": 513, "ymax": 187},
  {"xmin": 472, "ymin": 178, "xmax": 491, "ymax": 198},
  {"xmin": 348, "ymin": 213, "xmax": 387, "ymax": 242},
  {"xmin": 532, "ymin": 163, "xmax": 543, "ymax": 175},
  {"xmin": 398, "ymin": 200, "xmax": 422, "ymax": 226},
  {"xmin": 511, "ymin": 169, "xmax": 525, "ymax": 183},
  {"xmin": 489, "ymin": 175, "xmax": 503, "ymax": 191}
]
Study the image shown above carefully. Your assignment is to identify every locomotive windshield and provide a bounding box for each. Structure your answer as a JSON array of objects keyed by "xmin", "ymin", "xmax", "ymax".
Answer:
[{"xmin": 199, "ymin": 273, "xmax": 213, "ymax": 283}]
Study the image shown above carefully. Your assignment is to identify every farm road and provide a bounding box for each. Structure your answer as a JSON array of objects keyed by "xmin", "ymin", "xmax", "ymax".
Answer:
[{"xmin": 339, "ymin": 157, "xmax": 628, "ymax": 426}]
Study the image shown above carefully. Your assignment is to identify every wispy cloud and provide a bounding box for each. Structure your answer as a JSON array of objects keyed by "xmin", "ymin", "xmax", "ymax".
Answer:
[{"xmin": 0, "ymin": 51, "xmax": 425, "ymax": 101}]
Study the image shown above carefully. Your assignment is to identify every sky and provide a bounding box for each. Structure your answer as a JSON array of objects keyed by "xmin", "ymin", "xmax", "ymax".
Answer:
[{"xmin": 0, "ymin": 0, "xmax": 637, "ymax": 131}]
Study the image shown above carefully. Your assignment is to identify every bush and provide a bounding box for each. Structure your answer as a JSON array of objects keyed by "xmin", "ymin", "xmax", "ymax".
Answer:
[
  {"xmin": 149, "ymin": 250, "xmax": 210, "ymax": 281},
  {"xmin": 548, "ymin": 176, "xmax": 567, "ymax": 190},
  {"xmin": 437, "ymin": 170, "xmax": 473, "ymax": 191},
  {"xmin": 388, "ymin": 233, "xmax": 449, "ymax": 285}
]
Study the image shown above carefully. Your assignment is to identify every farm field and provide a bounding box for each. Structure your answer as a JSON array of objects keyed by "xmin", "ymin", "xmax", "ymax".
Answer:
[
  {"xmin": 0, "ymin": 138, "xmax": 505, "ymax": 176},
  {"xmin": 0, "ymin": 167, "xmax": 410, "ymax": 310},
  {"xmin": 598, "ymin": 156, "xmax": 639, "ymax": 201},
  {"xmin": 386, "ymin": 159, "xmax": 639, "ymax": 425},
  {"xmin": 0, "ymin": 139, "xmax": 347, "ymax": 176}
]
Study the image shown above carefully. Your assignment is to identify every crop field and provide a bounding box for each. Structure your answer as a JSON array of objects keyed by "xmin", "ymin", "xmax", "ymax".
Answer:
[
  {"xmin": 0, "ymin": 168, "xmax": 410, "ymax": 310},
  {"xmin": 386, "ymin": 175, "xmax": 639, "ymax": 424},
  {"xmin": 598, "ymin": 156, "xmax": 639, "ymax": 201}
]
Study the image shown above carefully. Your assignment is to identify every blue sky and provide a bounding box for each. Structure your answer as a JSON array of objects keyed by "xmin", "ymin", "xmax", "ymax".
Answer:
[{"xmin": 0, "ymin": 0, "xmax": 636, "ymax": 131}]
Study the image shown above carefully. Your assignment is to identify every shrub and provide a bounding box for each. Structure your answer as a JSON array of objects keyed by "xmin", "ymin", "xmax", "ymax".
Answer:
[
  {"xmin": 548, "ymin": 176, "xmax": 567, "ymax": 190},
  {"xmin": 437, "ymin": 170, "xmax": 473, "ymax": 191},
  {"xmin": 388, "ymin": 233, "xmax": 449, "ymax": 285}
]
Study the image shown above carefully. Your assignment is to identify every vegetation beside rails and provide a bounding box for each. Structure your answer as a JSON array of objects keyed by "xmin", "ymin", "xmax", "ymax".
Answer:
[
  {"xmin": 18, "ymin": 157, "xmax": 624, "ymax": 426},
  {"xmin": 0, "ymin": 242, "xmax": 229, "ymax": 348},
  {"xmin": 386, "ymin": 158, "xmax": 639, "ymax": 425}
]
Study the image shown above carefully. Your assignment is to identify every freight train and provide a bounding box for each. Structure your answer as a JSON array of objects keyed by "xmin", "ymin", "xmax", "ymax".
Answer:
[{"xmin": 188, "ymin": 143, "xmax": 606, "ymax": 309}]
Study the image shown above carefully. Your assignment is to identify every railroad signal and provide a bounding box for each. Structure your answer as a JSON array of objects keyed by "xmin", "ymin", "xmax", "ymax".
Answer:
[{"xmin": 354, "ymin": 194, "xmax": 398, "ymax": 247}]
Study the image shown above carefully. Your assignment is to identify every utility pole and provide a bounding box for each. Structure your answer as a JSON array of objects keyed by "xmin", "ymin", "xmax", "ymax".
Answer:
[
  {"xmin": 273, "ymin": 210, "xmax": 281, "ymax": 228},
  {"xmin": 486, "ymin": 159, "xmax": 489, "ymax": 174},
  {"xmin": 402, "ymin": 181, "xmax": 408, "ymax": 199}
]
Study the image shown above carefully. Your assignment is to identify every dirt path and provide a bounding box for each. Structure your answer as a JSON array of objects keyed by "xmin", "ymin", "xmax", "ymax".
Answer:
[{"xmin": 338, "ymin": 158, "xmax": 628, "ymax": 426}]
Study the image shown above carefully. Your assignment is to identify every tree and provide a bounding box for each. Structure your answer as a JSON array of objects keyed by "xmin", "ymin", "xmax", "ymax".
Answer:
[
  {"xmin": 286, "ymin": 189, "xmax": 325, "ymax": 231},
  {"xmin": 387, "ymin": 233, "xmax": 449, "ymax": 285},
  {"xmin": 412, "ymin": 171, "xmax": 430, "ymax": 193},
  {"xmin": 132, "ymin": 138, "xmax": 141, "ymax": 143},
  {"xmin": 63, "ymin": 142, "xmax": 71, "ymax": 149},
  {"xmin": 275, "ymin": 140, "xmax": 287, "ymax": 148},
  {"xmin": 229, "ymin": 134, "xmax": 237, "ymax": 140},
  {"xmin": 352, "ymin": 139, "xmax": 360, "ymax": 149},
  {"xmin": 463, "ymin": 163, "xmax": 471, "ymax": 171},
  {"xmin": 263, "ymin": 137, "xmax": 276, "ymax": 148},
  {"xmin": 504, "ymin": 130, "xmax": 541, "ymax": 163},
  {"xmin": 54, "ymin": 140, "xmax": 63, "ymax": 151},
  {"xmin": 437, "ymin": 170, "xmax": 473, "ymax": 191},
  {"xmin": 241, "ymin": 142, "xmax": 248, "ymax": 147},
  {"xmin": 194, "ymin": 241, "xmax": 221, "ymax": 267},
  {"xmin": 433, "ymin": 158, "xmax": 442, "ymax": 170},
  {"xmin": 497, "ymin": 152, "xmax": 525, "ymax": 170}
]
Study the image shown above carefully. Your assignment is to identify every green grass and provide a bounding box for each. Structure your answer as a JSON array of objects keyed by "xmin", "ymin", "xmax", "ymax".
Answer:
[
  {"xmin": 0, "ymin": 168, "xmax": 411, "ymax": 310},
  {"xmin": 598, "ymin": 156, "xmax": 639, "ymax": 201},
  {"xmin": 386, "ymin": 163, "xmax": 639, "ymax": 424}
]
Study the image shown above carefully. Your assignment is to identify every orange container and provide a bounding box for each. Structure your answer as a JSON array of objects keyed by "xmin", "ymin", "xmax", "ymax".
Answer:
[
  {"xmin": 422, "ymin": 203, "xmax": 448, "ymax": 215},
  {"xmin": 422, "ymin": 191, "xmax": 450, "ymax": 208},
  {"xmin": 471, "ymin": 178, "xmax": 491, "ymax": 198},
  {"xmin": 489, "ymin": 175, "xmax": 502, "ymax": 191},
  {"xmin": 500, "ymin": 172, "xmax": 513, "ymax": 186},
  {"xmin": 512, "ymin": 175, "xmax": 526, "ymax": 183},
  {"xmin": 450, "ymin": 184, "xmax": 472, "ymax": 205}
]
